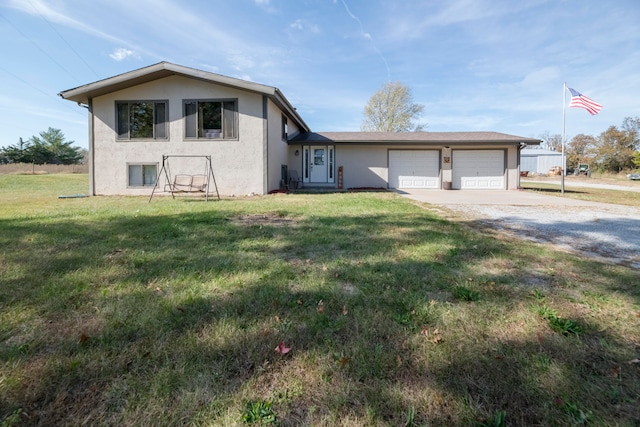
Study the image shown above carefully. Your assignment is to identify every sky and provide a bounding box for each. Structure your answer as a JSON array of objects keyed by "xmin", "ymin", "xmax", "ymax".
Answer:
[{"xmin": 0, "ymin": 0, "xmax": 638, "ymax": 149}]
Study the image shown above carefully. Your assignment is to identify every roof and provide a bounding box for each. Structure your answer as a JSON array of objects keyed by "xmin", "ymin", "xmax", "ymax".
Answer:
[
  {"xmin": 58, "ymin": 61, "xmax": 309, "ymax": 132},
  {"xmin": 289, "ymin": 131, "xmax": 542, "ymax": 146}
]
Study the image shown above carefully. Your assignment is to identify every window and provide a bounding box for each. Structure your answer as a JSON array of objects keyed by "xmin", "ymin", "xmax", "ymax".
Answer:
[
  {"xmin": 282, "ymin": 114, "xmax": 288, "ymax": 140},
  {"xmin": 128, "ymin": 164, "xmax": 157, "ymax": 187},
  {"xmin": 116, "ymin": 101, "xmax": 167, "ymax": 140},
  {"xmin": 184, "ymin": 100, "xmax": 237, "ymax": 139}
]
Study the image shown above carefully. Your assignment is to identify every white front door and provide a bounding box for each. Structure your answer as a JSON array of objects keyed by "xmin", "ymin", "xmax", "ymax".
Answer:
[
  {"xmin": 311, "ymin": 148, "xmax": 327, "ymax": 182},
  {"xmin": 303, "ymin": 146, "xmax": 334, "ymax": 184}
]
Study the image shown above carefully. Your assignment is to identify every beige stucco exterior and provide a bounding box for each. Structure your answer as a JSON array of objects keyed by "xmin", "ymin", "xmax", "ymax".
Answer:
[
  {"xmin": 90, "ymin": 75, "xmax": 274, "ymax": 196},
  {"xmin": 60, "ymin": 62, "xmax": 540, "ymax": 196},
  {"xmin": 287, "ymin": 143, "xmax": 524, "ymax": 191}
]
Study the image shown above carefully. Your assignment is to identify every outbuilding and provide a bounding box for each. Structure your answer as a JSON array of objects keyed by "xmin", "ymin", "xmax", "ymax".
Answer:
[{"xmin": 520, "ymin": 148, "xmax": 563, "ymax": 175}]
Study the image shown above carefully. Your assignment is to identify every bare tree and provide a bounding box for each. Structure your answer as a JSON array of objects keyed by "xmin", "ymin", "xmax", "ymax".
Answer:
[
  {"xmin": 537, "ymin": 131, "xmax": 563, "ymax": 151},
  {"xmin": 361, "ymin": 81, "xmax": 425, "ymax": 132}
]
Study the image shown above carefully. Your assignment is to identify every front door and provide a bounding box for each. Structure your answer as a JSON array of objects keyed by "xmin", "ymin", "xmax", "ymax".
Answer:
[
  {"xmin": 311, "ymin": 148, "xmax": 327, "ymax": 182},
  {"xmin": 303, "ymin": 146, "xmax": 334, "ymax": 184}
]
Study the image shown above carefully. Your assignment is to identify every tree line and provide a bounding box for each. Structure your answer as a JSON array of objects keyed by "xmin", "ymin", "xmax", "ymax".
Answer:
[
  {"xmin": 0, "ymin": 128, "xmax": 86, "ymax": 165},
  {"xmin": 537, "ymin": 117, "xmax": 640, "ymax": 173}
]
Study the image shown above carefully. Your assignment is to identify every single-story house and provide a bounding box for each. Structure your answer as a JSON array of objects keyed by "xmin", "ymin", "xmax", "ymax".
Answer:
[
  {"xmin": 520, "ymin": 148, "xmax": 563, "ymax": 175},
  {"xmin": 58, "ymin": 62, "xmax": 541, "ymax": 196}
]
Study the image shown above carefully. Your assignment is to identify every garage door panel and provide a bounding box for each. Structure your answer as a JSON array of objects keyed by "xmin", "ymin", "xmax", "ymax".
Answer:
[
  {"xmin": 453, "ymin": 150, "xmax": 504, "ymax": 190},
  {"xmin": 389, "ymin": 150, "xmax": 439, "ymax": 189}
]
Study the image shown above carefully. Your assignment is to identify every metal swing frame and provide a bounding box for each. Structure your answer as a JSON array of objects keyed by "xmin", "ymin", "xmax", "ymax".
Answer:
[{"xmin": 148, "ymin": 155, "xmax": 220, "ymax": 203}]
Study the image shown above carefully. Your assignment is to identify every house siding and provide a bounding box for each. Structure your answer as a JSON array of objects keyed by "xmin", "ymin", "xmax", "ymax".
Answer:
[
  {"xmin": 295, "ymin": 144, "xmax": 521, "ymax": 190},
  {"xmin": 90, "ymin": 75, "xmax": 268, "ymax": 196},
  {"xmin": 265, "ymin": 98, "xmax": 296, "ymax": 193}
]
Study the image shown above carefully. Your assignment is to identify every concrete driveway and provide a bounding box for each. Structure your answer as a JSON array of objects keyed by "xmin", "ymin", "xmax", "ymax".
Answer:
[{"xmin": 395, "ymin": 189, "xmax": 640, "ymax": 269}]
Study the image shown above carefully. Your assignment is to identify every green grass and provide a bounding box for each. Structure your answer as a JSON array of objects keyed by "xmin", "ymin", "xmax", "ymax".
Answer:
[
  {"xmin": 521, "ymin": 180, "xmax": 640, "ymax": 207},
  {"xmin": 1, "ymin": 174, "xmax": 639, "ymax": 426}
]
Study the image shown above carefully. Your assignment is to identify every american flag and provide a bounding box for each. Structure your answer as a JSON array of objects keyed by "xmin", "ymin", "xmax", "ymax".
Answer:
[{"xmin": 568, "ymin": 87, "xmax": 602, "ymax": 115}]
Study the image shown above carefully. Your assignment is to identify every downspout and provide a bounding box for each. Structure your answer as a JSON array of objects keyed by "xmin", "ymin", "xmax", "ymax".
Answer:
[
  {"xmin": 87, "ymin": 100, "xmax": 95, "ymax": 196},
  {"xmin": 262, "ymin": 95, "xmax": 269, "ymax": 195},
  {"xmin": 517, "ymin": 142, "xmax": 527, "ymax": 189},
  {"xmin": 77, "ymin": 101, "xmax": 95, "ymax": 196}
]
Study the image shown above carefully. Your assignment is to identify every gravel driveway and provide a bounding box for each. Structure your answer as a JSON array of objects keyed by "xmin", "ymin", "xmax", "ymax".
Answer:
[{"xmin": 398, "ymin": 188, "xmax": 640, "ymax": 269}]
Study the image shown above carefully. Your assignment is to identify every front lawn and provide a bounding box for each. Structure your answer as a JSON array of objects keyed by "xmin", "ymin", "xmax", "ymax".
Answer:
[{"xmin": 1, "ymin": 175, "xmax": 638, "ymax": 426}]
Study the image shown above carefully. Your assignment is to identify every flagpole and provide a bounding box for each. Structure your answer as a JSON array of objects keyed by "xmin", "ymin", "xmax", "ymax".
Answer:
[{"xmin": 561, "ymin": 82, "xmax": 566, "ymax": 195}]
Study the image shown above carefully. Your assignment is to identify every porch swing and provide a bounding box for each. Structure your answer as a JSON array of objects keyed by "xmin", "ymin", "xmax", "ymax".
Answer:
[{"xmin": 148, "ymin": 155, "xmax": 220, "ymax": 202}]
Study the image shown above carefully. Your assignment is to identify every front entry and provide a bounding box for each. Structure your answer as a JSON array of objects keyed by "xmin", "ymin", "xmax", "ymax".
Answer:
[{"xmin": 303, "ymin": 145, "xmax": 334, "ymax": 184}]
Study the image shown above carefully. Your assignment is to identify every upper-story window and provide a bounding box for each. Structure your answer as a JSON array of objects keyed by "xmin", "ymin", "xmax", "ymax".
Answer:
[
  {"xmin": 282, "ymin": 114, "xmax": 288, "ymax": 140},
  {"xmin": 116, "ymin": 101, "xmax": 167, "ymax": 140},
  {"xmin": 184, "ymin": 99, "xmax": 238, "ymax": 139}
]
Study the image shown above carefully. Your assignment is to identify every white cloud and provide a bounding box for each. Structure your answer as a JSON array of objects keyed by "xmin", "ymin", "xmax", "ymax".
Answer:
[
  {"xmin": 109, "ymin": 48, "xmax": 138, "ymax": 61},
  {"xmin": 290, "ymin": 19, "xmax": 320, "ymax": 34},
  {"xmin": 254, "ymin": 0, "xmax": 277, "ymax": 13}
]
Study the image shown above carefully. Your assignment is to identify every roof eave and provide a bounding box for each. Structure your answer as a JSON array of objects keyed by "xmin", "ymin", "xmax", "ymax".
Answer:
[{"xmin": 58, "ymin": 61, "xmax": 310, "ymax": 132}]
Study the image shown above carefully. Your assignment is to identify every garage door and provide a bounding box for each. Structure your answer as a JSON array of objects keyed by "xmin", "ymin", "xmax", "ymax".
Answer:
[
  {"xmin": 389, "ymin": 150, "xmax": 439, "ymax": 189},
  {"xmin": 452, "ymin": 150, "xmax": 505, "ymax": 189}
]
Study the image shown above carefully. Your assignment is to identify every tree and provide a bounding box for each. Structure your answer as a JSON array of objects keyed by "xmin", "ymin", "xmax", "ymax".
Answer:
[
  {"xmin": 0, "ymin": 128, "xmax": 83, "ymax": 165},
  {"xmin": 538, "ymin": 131, "xmax": 562, "ymax": 151},
  {"xmin": 566, "ymin": 134, "xmax": 597, "ymax": 168},
  {"xmin": 30, "ymin": 127, "xmax": 83, "ymax": 165},
  {"xmin": 361, "ymin": 81, "xmax": 425, "ymax": 132},
  {"xmin": 593, "ymin": 118, "xmax": 638, "ymax": 173},
  {"xmin": 632, "ymin": 151, "xmax": 640, "ymax": 170},
  {"xmin": 1, "ymin": 137, "xmax": 33, "ymax": 163}
]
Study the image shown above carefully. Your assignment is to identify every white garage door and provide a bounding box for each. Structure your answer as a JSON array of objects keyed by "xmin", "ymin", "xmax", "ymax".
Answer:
[
  {"xmin": 452, "ymin": 150, "xmax": 505, "ymax": 189},
  {"xmin": 389, "ymin": 150, "xmax": 439, "ymax": 189}
]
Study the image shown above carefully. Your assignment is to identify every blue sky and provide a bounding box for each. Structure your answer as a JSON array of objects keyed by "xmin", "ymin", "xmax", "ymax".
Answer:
[{"xmin": 1, "ymin": 0, "xmax": 638, "ymax": 149}]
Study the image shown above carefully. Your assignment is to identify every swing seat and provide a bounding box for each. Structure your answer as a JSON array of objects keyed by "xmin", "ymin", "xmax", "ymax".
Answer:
[
  {"xmin": 149, "ymin": 155, "xmax": 220, "ymax": 203},
  {"xmin": 168, "ymin": 174, "xmax": 208, "ymax": 193}
]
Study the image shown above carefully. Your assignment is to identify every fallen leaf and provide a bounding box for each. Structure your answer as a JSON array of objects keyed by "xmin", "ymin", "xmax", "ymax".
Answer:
[
  {"xmin": 396, "ymin": 355, "xmax": 402, "ymax": 367},
  {"xmin": 431, "ymin": 328, "xmax": 443, "ymax": 344},
  {"xmin": 79, "ymin": 333, "xmax": 89, "ymax": 343},
  {"xmin": 317, "ymin": 300, "xmax": 324, "ymax": 313},
  {"xmin": 430, "ymin": 299, "xmax": 436, "ymax": 306},
  {"xmin": 628, "ymin": 358, "xmax": 640, "ymax": 364},
  {"xmin": 420, "ymin": 326, "xmax": 429, "ymax": 338},
  {"xmin": 342, "ymin": 304, "xmax": 348, "ymax": 315},
  {"xmin": 274, "ymin": 341, "xmax": 291, "ymax": 355},
  {"xmin": 297, "ymin": 299, "xmax": 304, "ymax": 305},
  {"xmin": 609, "ymin": 367, "xmax": 619, "ymax": 378},
  {"xmin": 337, "ymin": 356, "xmax": 351, "ymax": 366}
]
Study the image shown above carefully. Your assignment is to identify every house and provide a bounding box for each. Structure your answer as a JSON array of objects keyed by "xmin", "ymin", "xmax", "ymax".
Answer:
[
  {"xmin": 59, "ymin": 62, "xmax": 541, "ymax": 196},
  {"xmin": 520, "ymin": 148, "xmax": 563, "ymax": 175}
]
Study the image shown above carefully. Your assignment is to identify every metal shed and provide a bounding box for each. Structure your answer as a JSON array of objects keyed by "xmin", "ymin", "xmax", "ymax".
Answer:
[{"xmin": 520, "ymin": 148, "xmax": 563, "ymax": 175}]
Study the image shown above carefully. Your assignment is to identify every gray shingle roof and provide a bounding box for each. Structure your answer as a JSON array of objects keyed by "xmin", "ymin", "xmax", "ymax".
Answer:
[{"xmin": 289, "ymin": 131, "xmax": 541, "ymax": 145}]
